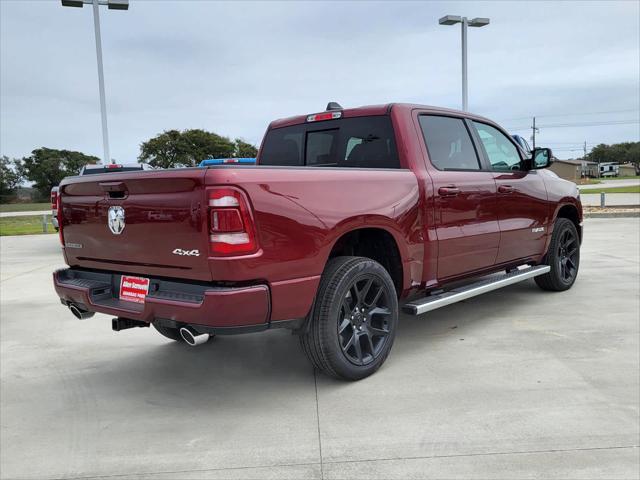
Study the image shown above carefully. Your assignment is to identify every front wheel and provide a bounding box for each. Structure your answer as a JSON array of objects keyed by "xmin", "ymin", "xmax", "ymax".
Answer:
[
  {"xmin": 300, "ymin": 256, "xmax": 398, "ymax": 381},
  {"xmin": 535, "ymin": 218, "xmax": 580, "ymax": 291}
]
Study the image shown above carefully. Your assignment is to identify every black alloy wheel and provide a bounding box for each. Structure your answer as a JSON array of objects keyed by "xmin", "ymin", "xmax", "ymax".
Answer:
[
  {"xmin": 338, "ymin": 275, "xmax": 392, "ymax": 366},
  {"xmin": 557, "ymin": 227, "xmax": 579, "ymax": 283},
  {"xmin": 535, "ymin": 218, "xmax": 580, "ymax": 291},
  {"xmin": 300, "ymin": 256, "xmax": 399, "ymax": 380}
]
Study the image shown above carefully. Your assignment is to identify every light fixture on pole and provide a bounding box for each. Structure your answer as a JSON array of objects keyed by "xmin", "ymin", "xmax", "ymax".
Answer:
[
  {"xmin": 61, "ymin": 0, "xmax": 129, "ymax": 164},
  {"xmin": 438, "ymin": 15, "xmax": 489, "ymax": 112}
]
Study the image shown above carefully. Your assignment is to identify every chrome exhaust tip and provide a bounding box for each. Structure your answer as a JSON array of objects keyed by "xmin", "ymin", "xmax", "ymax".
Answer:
[
  {"xmin": 179, "ymin": 327, "xmax": 210, "ymax": 346},
  {"xmin": 69, "ymin": 303, "xmax": 94, "ymax": 320}
]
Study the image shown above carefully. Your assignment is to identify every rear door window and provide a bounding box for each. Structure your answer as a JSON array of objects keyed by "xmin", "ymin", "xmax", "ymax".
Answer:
[
  {"xmin": 260, "ymin": 116, "xmax": 400, "ymax": 168},
  {"xmin": 418, "ymin": 115, "xmax": 481, "ymax": 170}
]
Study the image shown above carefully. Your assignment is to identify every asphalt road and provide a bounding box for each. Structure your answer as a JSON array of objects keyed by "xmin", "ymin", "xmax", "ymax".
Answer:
[{"xmin": 1, "ymin": 219, "xmax": 639, "ymax": 479}]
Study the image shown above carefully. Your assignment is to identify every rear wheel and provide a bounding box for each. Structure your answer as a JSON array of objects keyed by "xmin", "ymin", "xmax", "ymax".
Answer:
[
  {"xmin": 300, "ymin": 256, "xmax": 398, "ymax": 381},
  {"xmin": 152, "ymin": 323, "xmax": 183, "ymax": 341},
  {"xmin": 535, "ymin": 218, "xmax": 580, "ymax": 291}
]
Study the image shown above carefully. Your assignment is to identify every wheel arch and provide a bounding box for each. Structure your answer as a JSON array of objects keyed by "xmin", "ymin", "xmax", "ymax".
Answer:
[
  {"xmin": 326, "ymin": 226, "xmax": 405, "ymax": 297},
  {"xmin": 554, "ymin": 202, "xmax": 582, "ymax": 243}
]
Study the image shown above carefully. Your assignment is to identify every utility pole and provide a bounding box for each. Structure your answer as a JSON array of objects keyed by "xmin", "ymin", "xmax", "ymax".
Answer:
[
  {"xmin": 531, "ymin": 117, "xmax": 539, "ymax": 149},
  {"xmin": 583, "ymin": 141, "xmax": 587, "ymax": 159}
]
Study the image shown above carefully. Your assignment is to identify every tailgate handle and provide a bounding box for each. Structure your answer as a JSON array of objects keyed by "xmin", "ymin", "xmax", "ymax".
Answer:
[
  {"xmin": 99, "ymin": 181, "xmax": 126, "ymax": 192},
  {"xmin": 99, "ymin": 182, "xmax": 128, "ymax": 198}
]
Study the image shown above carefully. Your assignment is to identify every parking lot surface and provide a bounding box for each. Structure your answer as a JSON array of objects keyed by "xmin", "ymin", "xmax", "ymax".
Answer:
[{"xmin": 1, "ymin": 218, "xmax": 639, "ymax": 479}]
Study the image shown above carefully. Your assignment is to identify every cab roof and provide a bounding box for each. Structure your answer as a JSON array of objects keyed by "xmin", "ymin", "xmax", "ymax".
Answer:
[{"xmin": 268, "ymin": 103, "xmax": 496, "ymax": 129}]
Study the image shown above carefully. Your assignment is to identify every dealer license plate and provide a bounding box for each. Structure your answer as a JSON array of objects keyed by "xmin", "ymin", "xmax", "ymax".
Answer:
[{"xmin": 119, "ymin": 275, "xmax": 150, "ymax": 304}]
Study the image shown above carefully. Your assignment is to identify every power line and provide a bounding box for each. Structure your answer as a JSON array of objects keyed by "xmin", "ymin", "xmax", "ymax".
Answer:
[
  {"xmin": 507, "ymin": 119, "xmax": 640, "ymax": 131},
  {"xmin": 498, "ymin": 108, "xmax": 640, "ymax": 123},
  {"xmin": 544, "ymin": 143, "xmax": 599, "ymax": 147},
  {"xmin": 543, "ymin": 141, "xmax": 599, "ymax": 144}
]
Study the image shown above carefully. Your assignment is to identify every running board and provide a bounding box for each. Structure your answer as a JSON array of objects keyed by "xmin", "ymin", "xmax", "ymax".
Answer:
[{"xmin": 402, "ymin": 265, "xmax": 550, "ymax": 316}]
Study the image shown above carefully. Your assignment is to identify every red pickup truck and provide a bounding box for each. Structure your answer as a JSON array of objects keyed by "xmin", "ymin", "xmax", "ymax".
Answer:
[{"xmin": 53, "ymin": 103, "xmax": 582, "ymax": 380}]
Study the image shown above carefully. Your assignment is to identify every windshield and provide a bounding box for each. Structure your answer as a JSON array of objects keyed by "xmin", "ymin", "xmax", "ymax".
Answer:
[{"xmin": 260, "ymin": 116, "xmax": 400, "ymax": 169}]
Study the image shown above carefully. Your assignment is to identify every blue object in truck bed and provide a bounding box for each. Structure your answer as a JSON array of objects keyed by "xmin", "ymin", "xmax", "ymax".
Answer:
[{"xmin": 199, "ymin": 158, "xmax": 256, "ymax": 166}]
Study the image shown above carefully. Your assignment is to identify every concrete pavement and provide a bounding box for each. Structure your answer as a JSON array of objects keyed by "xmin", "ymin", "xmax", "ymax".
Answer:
[{"xmin": 1, "ymin": 219, "xmax": 639, "ymax": 479}]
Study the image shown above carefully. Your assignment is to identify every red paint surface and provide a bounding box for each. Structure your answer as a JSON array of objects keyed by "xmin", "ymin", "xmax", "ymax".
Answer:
[
  {"xmin": 54, "ymin": 271, "xmax": 270, "ymax": 328},
  {"xmin": 55, "ymin": 103, "xmax": 582, "ymax": 329}
]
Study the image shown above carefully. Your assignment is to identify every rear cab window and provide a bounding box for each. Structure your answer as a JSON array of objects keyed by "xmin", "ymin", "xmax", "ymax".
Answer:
[
  {"xmin": 81, "ymin": 166, "xmax": 144, "ymax": 175},
  {"xmin": 260, "ymin": 116, "xmax": 400, "ymax": 169}
]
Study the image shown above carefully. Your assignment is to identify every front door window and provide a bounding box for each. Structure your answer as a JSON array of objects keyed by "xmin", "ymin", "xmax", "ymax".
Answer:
[{"xmin": 473, "ymin": 122, "xmax": 522, "ymax": 171}]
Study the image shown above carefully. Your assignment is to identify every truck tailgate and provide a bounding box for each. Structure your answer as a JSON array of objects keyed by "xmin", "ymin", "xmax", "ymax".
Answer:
[{"xmin": 59, "ymin": 168, "xmax": 212, "ymax": 281}]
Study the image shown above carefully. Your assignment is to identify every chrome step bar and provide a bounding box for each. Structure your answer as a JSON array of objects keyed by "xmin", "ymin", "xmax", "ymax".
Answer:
[{"xmin": 402, "ymin": 265, "xmax": 550, "ymax": 316}]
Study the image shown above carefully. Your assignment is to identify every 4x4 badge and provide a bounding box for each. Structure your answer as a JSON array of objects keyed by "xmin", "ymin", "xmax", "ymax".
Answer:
[{"xmin": 172, "ymin": 248, "xmax": 200, "ymax": 256}]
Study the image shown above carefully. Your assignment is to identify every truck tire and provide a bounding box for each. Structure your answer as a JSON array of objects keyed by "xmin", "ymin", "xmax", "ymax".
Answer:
[
  {"xmin": 300, "ymin": 256, "xmax": 398, "ymax": 380},
  {"xmin": 152, "ymin": 323, "xmax": 183, "ymax": 341},
  {"xmin": 535, "ymin": 218, "xmax": 580, "ymax": 291}
]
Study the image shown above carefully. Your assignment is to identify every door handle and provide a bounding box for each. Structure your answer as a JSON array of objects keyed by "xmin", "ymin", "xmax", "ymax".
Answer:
[
  {"xmin": 498, "ymin": 185, "xmax": 514, "ymax": 194},
  {"xmin": 438, "ymin": 186, "xmax": 461, "ymax": 197}
]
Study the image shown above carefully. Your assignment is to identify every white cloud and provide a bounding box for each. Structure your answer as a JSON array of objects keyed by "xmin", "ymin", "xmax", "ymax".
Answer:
[{"xmin": 1, "ymin": 0, "xmax": 638, "ymax": 161}]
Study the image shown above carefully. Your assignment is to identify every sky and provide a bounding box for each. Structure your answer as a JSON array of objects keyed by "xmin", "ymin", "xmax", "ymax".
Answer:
[{"xmin": 1, "ymin": 0, "xmax": 639, "ymax": 162}]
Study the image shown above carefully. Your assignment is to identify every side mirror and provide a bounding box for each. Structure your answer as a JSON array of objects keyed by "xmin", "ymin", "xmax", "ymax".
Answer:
[{"xmin": 531, "ymin": 147, "xmax": 553, "ymax": 169}]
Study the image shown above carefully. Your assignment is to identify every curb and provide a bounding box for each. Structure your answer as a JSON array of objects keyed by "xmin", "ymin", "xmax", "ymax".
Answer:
[{"xmin": 584, "ymin": 212, "xmax": 640, "ymax": 218}]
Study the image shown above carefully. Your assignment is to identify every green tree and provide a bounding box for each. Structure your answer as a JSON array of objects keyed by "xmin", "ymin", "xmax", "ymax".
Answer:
[
  {"xmin": 20, "ymin": 148, "xmax": 99, "ymax": 201},
  {"xmin": 233, "ymin": 138, "xmax": 258, "ymax": 158},
  {"xmin": 588, "ymin": 142, "xmax": 640, "ymax": 173},
  {"xmin": 0, "ymin": 156, "xmax": 23, "ymax": 203},
  {"xmin": 139, "ymin": 129, "xmax": 236, "ymax": 169}
]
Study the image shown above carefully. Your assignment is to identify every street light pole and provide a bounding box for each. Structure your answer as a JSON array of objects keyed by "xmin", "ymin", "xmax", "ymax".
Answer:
[
  {"xmin": 439, "ymin": 15, "xmax": 489, "ymax": 112},
  {"xmin": 91, "ymin": 0, "xmax": 110, "ymax": 164},
  {"xmin": 61, "ymin": 0, "xmax": 129, "ymax": 164},
  {"xmin": 461, "ymin": 17, "xmax": 468, "ymax": 112}
]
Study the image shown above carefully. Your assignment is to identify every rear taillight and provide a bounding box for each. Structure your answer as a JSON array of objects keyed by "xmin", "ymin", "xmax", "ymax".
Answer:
[
  {"xmin": 50, "ymin": 190, "xmax": 57, "ymax": 210},
  {"xmin": 208, "ymin": 188, "xmax": 258, "ymax": 256},
  {"xmin": 56, "ymin": 190, "xmax": 64, "ymax": 246},
  {"xmin": 105, "ymin": 164, "xmax": 122, "ymax": 169}
]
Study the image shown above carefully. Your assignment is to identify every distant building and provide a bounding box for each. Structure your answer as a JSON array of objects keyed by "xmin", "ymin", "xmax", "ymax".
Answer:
[
  {"xmin": 548, "ymin": 159, "xmax": 591, "ymax": 182},
  {"xmin": 599, "ymin": 162, "xmax": 619, "ymax": 177},
  {"xmin": 579, "ymin": 160, "xmax": 599, "ymax": 178},
  {"xmin": 619, "ymin": 163, "xmax": 637, "ymax": 177}
]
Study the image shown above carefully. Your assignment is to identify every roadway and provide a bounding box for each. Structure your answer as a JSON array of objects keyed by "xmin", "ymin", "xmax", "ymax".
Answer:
[{"xmin": 1, "ymin": 219, "xmax": 638, "ymax": 479}]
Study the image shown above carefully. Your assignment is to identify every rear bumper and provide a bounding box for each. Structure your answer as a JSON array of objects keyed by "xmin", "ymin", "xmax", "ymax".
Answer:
[{"xmin": 53, "ymin": 268, "xmax": 270, "ymax": 331}]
